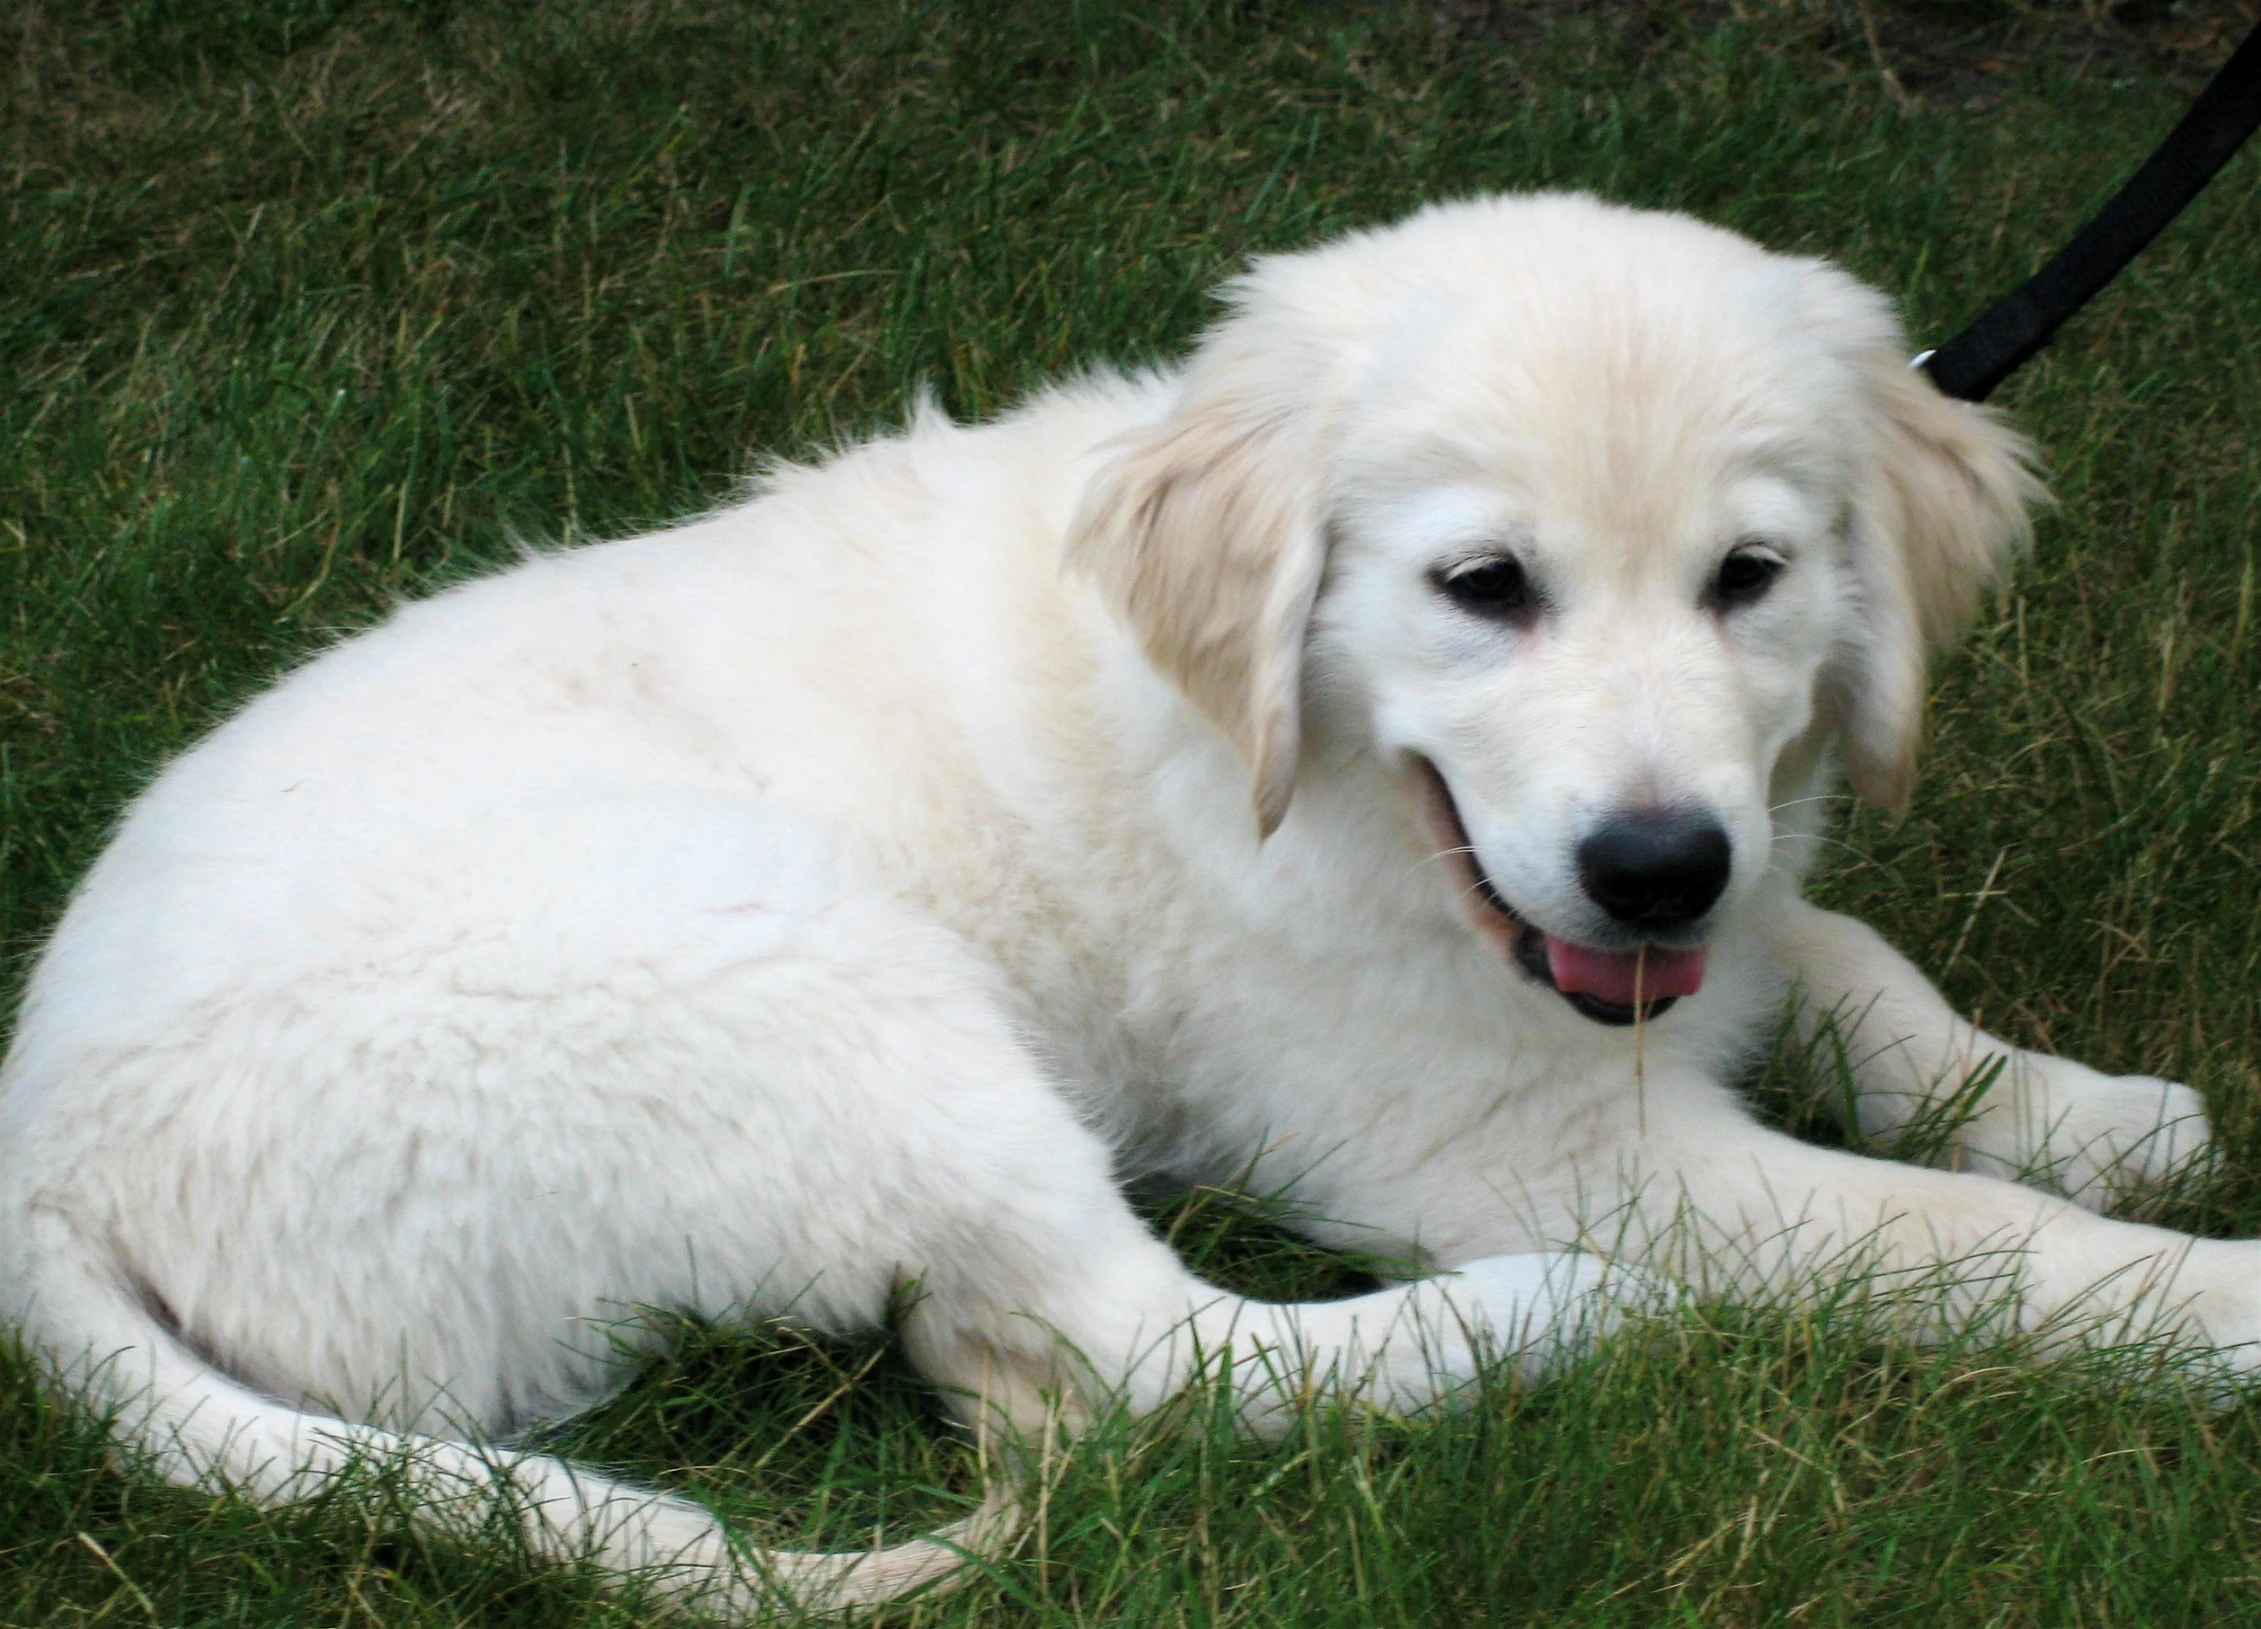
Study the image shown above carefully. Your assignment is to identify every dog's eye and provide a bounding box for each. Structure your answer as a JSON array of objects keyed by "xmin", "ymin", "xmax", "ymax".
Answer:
[
  {"xmin": 1436, "ymin": 556, "xmax": 1537, "ymax": 620},
  {"xmin": 1708, "ymin": 547, "xmax": 1783, "ymax": 611}
]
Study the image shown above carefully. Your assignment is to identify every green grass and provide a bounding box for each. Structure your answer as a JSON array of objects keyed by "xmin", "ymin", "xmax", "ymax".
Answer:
[{"xmin": 8, "ymin": 0, "xmax": 2261, "ymax": 1622}]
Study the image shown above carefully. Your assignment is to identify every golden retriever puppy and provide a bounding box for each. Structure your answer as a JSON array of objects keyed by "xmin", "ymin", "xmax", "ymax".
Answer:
[{"xmin": 0, "ymin": 193, "xmax": 2224, "ymax": 1616}]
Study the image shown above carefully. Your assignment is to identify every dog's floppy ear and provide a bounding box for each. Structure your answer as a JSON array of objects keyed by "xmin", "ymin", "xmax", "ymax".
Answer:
[
  {"xmin": 1829, "ymin": 347, "xmax": 2043, "ymax": 811},
  {"xmin": 1068, "ymin": 325, "xmax": 1335, "ymax": 838}
]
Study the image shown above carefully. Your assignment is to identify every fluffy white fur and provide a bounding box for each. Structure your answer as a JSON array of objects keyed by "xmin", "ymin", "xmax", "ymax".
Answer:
[{"xmin": 0, "ymin": 193, "xmax": 2237, "ymax": 1615}]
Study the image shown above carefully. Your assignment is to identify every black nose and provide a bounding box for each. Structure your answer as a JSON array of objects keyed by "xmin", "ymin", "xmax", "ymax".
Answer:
[{"xmin": 1577, "ymin": 808, "xmax": 1732, "ymax": 932}]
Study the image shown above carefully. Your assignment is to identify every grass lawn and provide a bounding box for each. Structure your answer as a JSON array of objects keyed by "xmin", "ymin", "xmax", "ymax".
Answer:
[{"xmin": 8, "ymin": 1, "xmax": 2261, "ymax": 1622}]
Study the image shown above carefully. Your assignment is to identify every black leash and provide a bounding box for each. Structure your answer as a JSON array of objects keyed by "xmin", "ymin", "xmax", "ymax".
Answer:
[{"xmin": 1919, "ymin": 20, "xmax": 2261, "ymax": 404}]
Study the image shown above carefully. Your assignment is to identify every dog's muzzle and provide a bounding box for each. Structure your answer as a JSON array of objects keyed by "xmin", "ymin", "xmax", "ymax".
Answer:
[{"xmin": 1412, "ymin": 759, "xmax": 1712, "ymax": 1026}]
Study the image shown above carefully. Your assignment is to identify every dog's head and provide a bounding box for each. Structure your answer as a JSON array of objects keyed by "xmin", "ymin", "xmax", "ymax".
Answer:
[{"xmin": 1069, "ymin": 194, "xmax": 2038, "ymax": 1024}]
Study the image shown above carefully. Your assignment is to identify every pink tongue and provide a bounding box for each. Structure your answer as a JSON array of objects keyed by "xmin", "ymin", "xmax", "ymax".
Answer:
[{"xmin": 1544, "ymin": 936, "xmax": 1707, "ymax": 1007}]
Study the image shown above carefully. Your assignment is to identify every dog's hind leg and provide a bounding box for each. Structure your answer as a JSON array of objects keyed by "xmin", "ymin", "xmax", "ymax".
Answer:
[
  {"xmin": 498, "ymin": 824, "xmax": 1652, "ymax": 1436},
  {"xmin": 882, "ymin": 1077, "xmax": 1648, "ymax": 1435}
]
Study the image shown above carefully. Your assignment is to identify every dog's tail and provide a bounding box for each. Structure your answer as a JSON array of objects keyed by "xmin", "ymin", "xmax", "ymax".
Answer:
[{"xmin": 18, "ymin": 1221, "xmax": 1017, "ymax": 1618}]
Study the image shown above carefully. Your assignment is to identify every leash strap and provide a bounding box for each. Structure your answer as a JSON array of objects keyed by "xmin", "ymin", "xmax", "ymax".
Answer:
[{"xmin": 1921, "ymin": 20, "xmax": 2261, "ymax": 404}]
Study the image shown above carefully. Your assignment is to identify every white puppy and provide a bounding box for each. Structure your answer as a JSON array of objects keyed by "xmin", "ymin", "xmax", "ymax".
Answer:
[{"xmin": 0, "ymin": 193, "xmax": 2236, "ymax": 1615}]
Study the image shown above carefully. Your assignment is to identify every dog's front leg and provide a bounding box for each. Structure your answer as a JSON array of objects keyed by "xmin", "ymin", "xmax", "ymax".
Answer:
[
  {"xmin": 1362, "ymin": 1078, "xmax": 2256, "ymax": 1375},
  {"xmin": 1762, "ymin": 892, "xmax": 2209, "ymax": 1209},
  {"xmin": 1597, "ymin": 1095, "xmax": 2261, "ymax": 1376},
  {"xmin": 1483, "ymin": 1095, "xmax": 2242, "ymax": 1375}
]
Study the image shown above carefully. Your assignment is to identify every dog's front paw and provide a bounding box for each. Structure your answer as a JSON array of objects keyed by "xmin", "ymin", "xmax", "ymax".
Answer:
[
  {"xmin": 2120, "ymin": 1237, "xmax": 2261, "ymax": 1397},
  {"xmin": 1425, "ymin": 1251, "xmax": 1665, "ymax": 1383},
  {"xmin": 1959, "ymin": 1055, "xmax": 2212, "ymax": 1212}
]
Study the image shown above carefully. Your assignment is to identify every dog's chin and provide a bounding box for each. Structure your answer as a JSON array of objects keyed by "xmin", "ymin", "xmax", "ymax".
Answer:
[{"xmin": 1408, "ymin": 757, "xmax": 1700, "ymax": 1028}]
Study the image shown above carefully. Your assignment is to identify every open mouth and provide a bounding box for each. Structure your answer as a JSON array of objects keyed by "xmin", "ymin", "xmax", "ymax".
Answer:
[{"xmin": 1410, "ymin": 758, "xmax": 1706, "ymax": 1028}]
